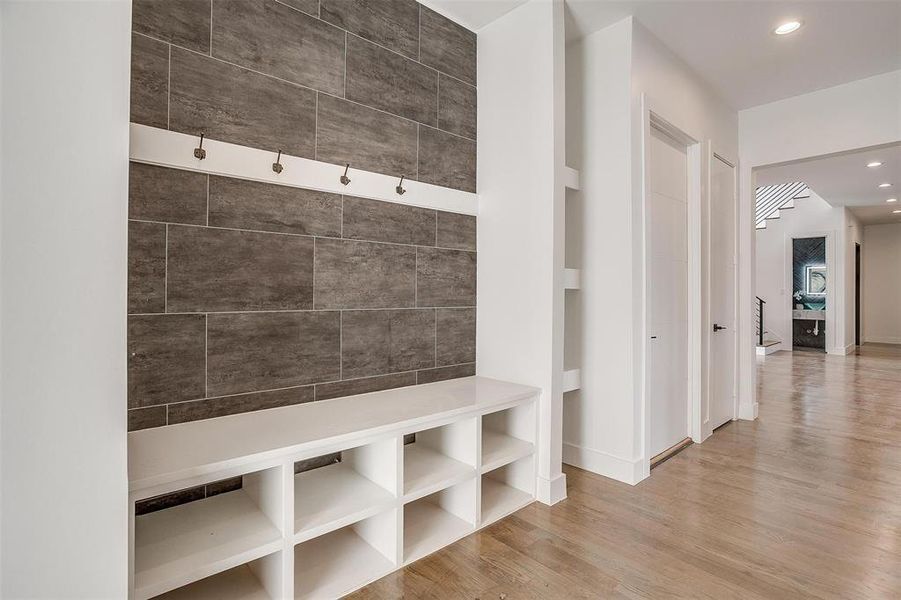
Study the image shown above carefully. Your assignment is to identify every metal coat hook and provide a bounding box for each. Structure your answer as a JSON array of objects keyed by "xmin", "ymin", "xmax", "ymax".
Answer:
[
  {"xmin": 193, "ymin": 133, "xmax": 206, "ymax": 160},
  {"xmin": 396, "ymin": 175, "xmax": 406, "ymax": 195},
  {"xmin": 272, "ymin": 150, "xmax": 283, "ymax": 174},
  {"xmin": 340, "ymin": 164, "xmax": 351, "ymax": 186}
]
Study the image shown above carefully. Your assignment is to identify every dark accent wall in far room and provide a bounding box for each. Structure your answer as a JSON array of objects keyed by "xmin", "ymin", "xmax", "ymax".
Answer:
[{"xmin": 130, "ymin": 0, "xmax": 477, "ymax": 192}]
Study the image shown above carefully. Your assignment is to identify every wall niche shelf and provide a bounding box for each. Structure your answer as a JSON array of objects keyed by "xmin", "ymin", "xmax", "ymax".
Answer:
[
  {"xmin": 562, "ymin": 369, "xmax": 581, "ymax": 393},
  {"xmin": 564, "ymin": 166, "xmax": 581, "ymax": 191},
  {"xmin": 563, "ymin": 268, "xmax": 581, "ymax": 290},
  {"xmin": 128, "ymin": 377, "xmax": 538, "ymax": 599}
]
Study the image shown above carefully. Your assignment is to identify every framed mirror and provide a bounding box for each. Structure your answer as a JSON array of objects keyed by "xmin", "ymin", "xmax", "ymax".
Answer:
[{"xmin": 805, "ymin": 265, "xmax": 826, "ymax": 296}]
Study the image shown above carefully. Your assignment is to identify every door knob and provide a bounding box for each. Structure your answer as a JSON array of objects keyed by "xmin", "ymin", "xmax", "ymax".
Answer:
[{"xmin": 713, "ymin": 324, "xmax": 727, "ymax": 332}]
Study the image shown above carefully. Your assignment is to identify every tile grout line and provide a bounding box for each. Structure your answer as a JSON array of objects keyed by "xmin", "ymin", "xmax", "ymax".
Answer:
[
  {"xmin": 163, "ymin": 224, "xmax": 168, "ymax": 313},
  {"xmin": 166, "ymin": 43, "xmax": 172, "ymax": 129},
  {"xmin": 129, "ymin": 305, "xmax": 475, "ymax": 317},
  {"xmin": 204, "ymin": 313, "xmax": 208, "ymax": 398},
  {"xmin": 127, "ymin": 218, "xmax": 476, "ymax": 254},
  {"xmin": 134, "ymin": 361, "xmax": 477, "ymax": 413}
]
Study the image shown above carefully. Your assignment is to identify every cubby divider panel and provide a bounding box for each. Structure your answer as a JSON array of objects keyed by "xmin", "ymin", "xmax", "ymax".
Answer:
[
  {"xmin": 404, "ymin": 418, "xmax": 478, "ymax": 500},
  {"xmin": 294, "ymin": 437, "xmax": 400, "ymax": 543},
  {"xmin": 134, "ymin": 466, "xmax": 285, "ymax": 600},
  {"xmin": 293, "ymin": 509, "xmax": 399, "ymax": 599},
  {"xmin": 403, "ymin": 478, "xmax": 477, "ymax": 565}
]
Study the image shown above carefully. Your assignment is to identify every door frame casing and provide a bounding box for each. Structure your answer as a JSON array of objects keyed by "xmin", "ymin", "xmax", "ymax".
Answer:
[{"xmin": 639, "ymin": 95, "xmax": 703, "ymax": 478}]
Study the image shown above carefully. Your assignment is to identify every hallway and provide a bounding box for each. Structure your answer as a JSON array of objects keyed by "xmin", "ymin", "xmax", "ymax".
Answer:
[{"xmin": 352, "ymin": 345, "xmax": 901, "ymax": 598}]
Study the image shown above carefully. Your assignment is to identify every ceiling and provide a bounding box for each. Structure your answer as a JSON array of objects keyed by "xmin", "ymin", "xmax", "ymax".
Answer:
[
  {"xmin": 420, "ymin": 0, "xmax": 528, "ymax": 31},
  {"xmin": 757, "ymin": 143, "xmax": 901, "ymax": 225},
  {"xmin": 432, "ymin": 1, "xmax": 901, "ymax": 111},
  {"xmin": 565, "ymin": 1, "xmax": 901, "ymax": 109}
]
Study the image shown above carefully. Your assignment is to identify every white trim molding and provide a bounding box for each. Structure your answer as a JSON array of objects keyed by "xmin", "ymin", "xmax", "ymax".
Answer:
[
  {"xmin": 536, "ymin": 472, "xmax": 568, "ymax": 505},
  {"xmin": 129, "ymin": 124, "xmax": 479, "ymax": 216},
  {"xmin": 562, "ymin": 443, "xmax": 648, "ymax": 486}
]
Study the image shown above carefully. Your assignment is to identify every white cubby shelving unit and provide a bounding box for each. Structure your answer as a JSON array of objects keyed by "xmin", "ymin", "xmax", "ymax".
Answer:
[{"xmin": 128, "ymin": 377, "xmax": 538, "ymax": 600}]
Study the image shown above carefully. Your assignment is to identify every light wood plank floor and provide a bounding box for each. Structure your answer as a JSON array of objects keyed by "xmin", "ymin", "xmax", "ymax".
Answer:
[{"xmin": 352, "ymin": 344, "xmax": 901, "ymax": 599}]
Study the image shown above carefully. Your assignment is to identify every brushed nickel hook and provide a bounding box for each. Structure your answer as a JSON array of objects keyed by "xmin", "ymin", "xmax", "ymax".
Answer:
[
  {"xmin": 396, "ymin": 175, "xmax": 406, "ymax": 195},
  {"xmin": 340, "ymin": 164, "xmax": 351, "ymax": 186},
  {"xmin": 193, "ymin": 132, "xmax": 206, "ymax": 160},
  {"xmin": 272, "ymin": 150, "xmax": 283, "ymax": 174}
]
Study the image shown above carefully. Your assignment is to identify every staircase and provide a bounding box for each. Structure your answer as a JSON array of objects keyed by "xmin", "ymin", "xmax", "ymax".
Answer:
[
  {"xmin": 756, "ymin": 182, "xmax": 809, "ymax": 229},
  {"xmin": 755, "ymin": 296, "xmax": 782, "ymax": 355}
]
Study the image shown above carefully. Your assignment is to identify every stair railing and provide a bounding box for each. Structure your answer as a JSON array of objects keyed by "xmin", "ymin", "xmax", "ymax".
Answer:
[{"xmin": 755, "ymin": 296, "xmax": 765, "ymax": 346}]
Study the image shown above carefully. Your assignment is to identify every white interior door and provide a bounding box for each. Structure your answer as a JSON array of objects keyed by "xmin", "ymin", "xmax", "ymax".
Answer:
[
  {"xmin": 709, "ymin": 154, "xmax": 736, "ymax": 430},
  {"xmin": 648, "ymin": 126, "xmax": 690, "ymax": 458}
]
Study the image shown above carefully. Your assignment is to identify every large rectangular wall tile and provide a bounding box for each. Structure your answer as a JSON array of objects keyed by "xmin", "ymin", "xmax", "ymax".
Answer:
[
  {"xmin": 438, "ymin": 74, "xmax": 476, "ymax": 140},
  {"xmin": 315, "ymin": 371, "xmax": 416, "ymax": 401},
  {"xmin": 128, "ymin": 314, "xmax": 206, "ymax": 407},
  {"xmin": 436, "ymin": 211, "xmax": 476, "ymax": 251},
  {"xmin": 128, "ymin": 406, "xmax": 167, "ymax": 431},
  {"xmin": 207, "ymin": 312, "xmax": 340, "ymax": 396},
  {"xmin": 316, "ymin": 94, "xmax": 417, "ymax": 178},
  {"xmin": 212, "ymin": 0, "xmax": 345, "ymax": 96},
  {"xmin": 130, "ymin": 34, "xmax": 169, "ymax": 129},
  {"xmin": 169, "ymin": 48, "xmax": 316, "ymax": 159},
  {"xmin": 128, "ymin": 221, "xmax": 166, "ymax": 314},
  {"xmin": 341, "ymin": 309, "xmax": 435, "ymax": 379},
  {"xmin": 416, "ymin": 362, "xmax": 475, "ymax": 384},
  {"xmin": 416, "ymin": 246, "xmax": 476, "ymax": 307},
  {"xmin": 345, "ymin": 34, "xmax": 437, "ymax": 125},
  {"xmin": 209, "ymin": 176, "xmax": 341, "ymax": 236},
  {"xmin": 419, "ymin": 7, "xmax": 476, "ymax": 85},
  {"xmin": 133, "ymin": 0, "xmax": 211, "ymax": 53},
  {"xmin": 168, "ymin": 386, "xmax": 315, "ymax": 424},
  {"xmin": 436, "ymin": 307, "xmax": 475, "ymax": 366},
  {"xmin": 129, "ymin": 163, "xmax": 208, "ymax": 225},
  {"xmin": 277, "ymin": 0, "xmax": 319, "ymax": 17},
  {"xmin": 166, "ymin": 225, "xmax": 314, "ymax": 312},
  {"xmin": 342, "ymin": 196, "xmax": 435, "ymax": 246},
  {"xmin": 418, "ymin": 125, "xmax": 476, "ymax": 192},
  {"xmin": 320, "ymin": 0, "xmax": 418, "ymax": 58},
  {"xmin": 314, "ymin": 238, "xmax": 415, "ymax": 308}
]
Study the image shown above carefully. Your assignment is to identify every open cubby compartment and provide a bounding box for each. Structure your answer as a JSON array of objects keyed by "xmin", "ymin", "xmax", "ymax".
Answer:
[
  {"xmin": 403, "ymin": 478, "xmax": 478, "ymax": 565},
  {"xmin": 151, "ymin": 552, "xmax": 285, "ymax": 600},
  {"xmin": 403, "ymin": 418, "xmax": 478, "ymax": 500},
  {"xmin": 133, "ymin": 466, "xmax": 287, "ymax": 600},
  {"xmin": 480, "ymin": 402, "xmax": 536, "ymax": 472},
  {"xmin": 294, "ymin": 437, "xmax": 400, "ymax": 543},
  {"xmin": 480, "ymin": 455, "xmax": 536, "ymax": 527},
  {"xmin": 293, "ymin": 508, "xmax": 399, "ymax": 599}
]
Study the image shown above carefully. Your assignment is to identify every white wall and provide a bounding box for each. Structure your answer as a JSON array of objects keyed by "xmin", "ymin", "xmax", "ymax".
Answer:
[
  {"xmin": 1, "ymin": 1, "xmax": 130, "ymax": 597},
  {"xmin": 563, "ymin": 18, "xmax": 738, "ymax": 484},
  {"xmin": 477, "ymin": 0, "xmax": 567, "ymax": 505},
  {"xmin": 863, "ymin": 223, "xmax": 901, "ymax": 344},
  {"xmin": 754, "ymin": 192, "xmax": 848, "ymax": 353},
  {"xmin": 738, "ymin": 70, "xmax": 901, "ymax": 417}
]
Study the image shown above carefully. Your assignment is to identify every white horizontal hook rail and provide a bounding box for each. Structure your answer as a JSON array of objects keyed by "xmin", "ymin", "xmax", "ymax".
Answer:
[{"xmin": 129, "ymin": 124, "xmax": 479, "ymax": 216}]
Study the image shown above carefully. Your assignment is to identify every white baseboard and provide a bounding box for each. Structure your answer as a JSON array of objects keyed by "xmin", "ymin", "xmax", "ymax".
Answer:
[
  {"xmin": 738, "ymin": 402, "xmax": 758, "ymax": 421},
  {"xmin": 863, "ymin": 336, "xmax": 901, "ymax": 345},
  {"xmin": 756, "ymin": 342, "xmax": 782, "ymax": 355},
  {"xmin": 536, "ymin": 472, "xmax": 567, "ymax": 506},
  {"xmin": 562, "ymin": 443, "xmax": 647, "ymax": 485},
  {"xmin": 835, "ymin": 343, "xmax": 857, "ymax": 355}
]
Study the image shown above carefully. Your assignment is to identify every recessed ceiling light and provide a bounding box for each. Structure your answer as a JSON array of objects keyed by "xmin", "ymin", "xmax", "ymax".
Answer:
[
  {"xmin": 774, "ymin": 21, "xmax": 802, "ymax": 35},
  {"xmin": 867, "ymin": 161, "xmax": 883, "ymax": 168},
  {"xmin": 888, "ymin": 198, "xmax": 898, "ymax": 203},
  {"xmin": 893, "ymin": 210, "xmax": 901, "ymax": 214},
  {"xmin": 879, "ymin": 183, "xmax": 893, "ymax": 188}
]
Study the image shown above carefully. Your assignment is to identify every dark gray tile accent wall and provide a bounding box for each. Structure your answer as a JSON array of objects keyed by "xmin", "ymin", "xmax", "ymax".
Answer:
[
  {"xmin": 127, "ymin": 163, "xmax": 476, "ymax": 430},
  {"xmin": 131, "ymin": 0, "xmax": 477, "ymax": 193}
]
